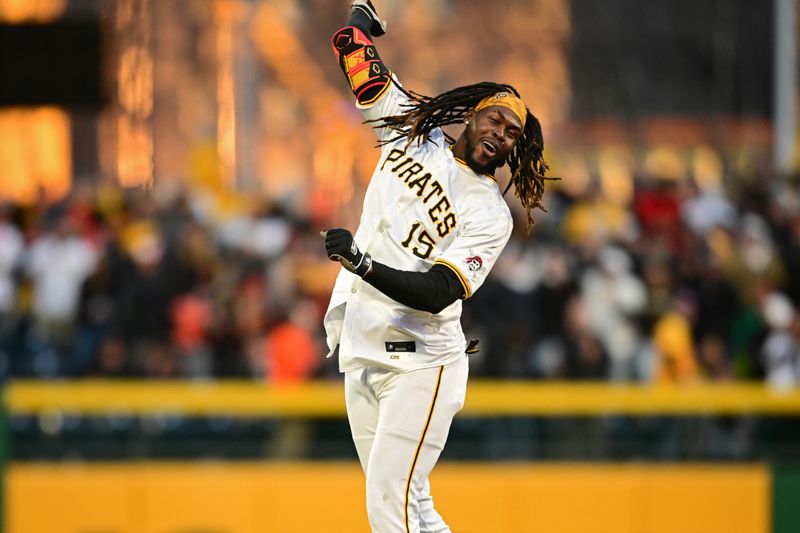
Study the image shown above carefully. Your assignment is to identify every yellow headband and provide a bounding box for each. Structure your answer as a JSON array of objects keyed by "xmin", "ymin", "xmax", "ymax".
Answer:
[{"xmin": 474, "ymin": 92, "xmax": 527, "ymax": 129}]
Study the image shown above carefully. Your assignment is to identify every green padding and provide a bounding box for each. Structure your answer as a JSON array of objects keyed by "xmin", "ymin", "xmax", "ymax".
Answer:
[{"xmin": 773, "ymin": 465, "xmax": 800, "ymax": 533}]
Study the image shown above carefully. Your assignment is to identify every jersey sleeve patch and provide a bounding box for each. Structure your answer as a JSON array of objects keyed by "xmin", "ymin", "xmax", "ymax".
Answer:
[{"xmin": 434, "ymin": 209, "xmax": 512, "ymax": 297}]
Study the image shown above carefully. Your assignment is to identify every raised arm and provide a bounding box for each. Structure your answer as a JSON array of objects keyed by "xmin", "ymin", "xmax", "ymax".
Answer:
[{"xmin": 331, "ymin": 1, "xmax": 393, "ymax": 108}]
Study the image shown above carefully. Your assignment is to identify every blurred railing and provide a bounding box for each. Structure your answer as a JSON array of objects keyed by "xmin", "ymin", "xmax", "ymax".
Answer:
[
  {"xmin": 5, "ymin": 380, "xmax": 800, "ymax": 464},
  {"xmin": 5, "ymin": 380, "xmax": 800, "ymax": 417}
]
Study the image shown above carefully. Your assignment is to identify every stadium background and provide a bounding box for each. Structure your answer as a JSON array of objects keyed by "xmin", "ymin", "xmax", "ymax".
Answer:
[{"xmin": 0, "ymin": 0, "xmax": 799, "ymax": 531}]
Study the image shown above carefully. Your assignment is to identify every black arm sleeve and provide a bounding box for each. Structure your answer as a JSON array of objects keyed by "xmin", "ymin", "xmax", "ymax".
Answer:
[
  {"xmin": 362, "ymin": 262, "xmax": 466, "ymax": 314},
  {"xmin": 348, "ymin": 9, "xmax": 373, "ymax": 38}
]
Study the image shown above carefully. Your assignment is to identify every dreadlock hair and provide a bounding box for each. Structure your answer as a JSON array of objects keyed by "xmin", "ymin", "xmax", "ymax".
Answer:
[{"xmin": 370, "ymin": 81, "xmax": 553, "ymax": 232}]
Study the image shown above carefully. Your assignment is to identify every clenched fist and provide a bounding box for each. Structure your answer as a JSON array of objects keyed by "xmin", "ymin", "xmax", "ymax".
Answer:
[{"xmin": 321, "ymin": 228, "xmax": 373, "ymax": 277}]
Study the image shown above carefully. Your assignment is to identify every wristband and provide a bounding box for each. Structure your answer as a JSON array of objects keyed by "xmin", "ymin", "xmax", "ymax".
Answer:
[{"xmin": 356, "ymin": 252, "xmax": 373, "ymax": 278}]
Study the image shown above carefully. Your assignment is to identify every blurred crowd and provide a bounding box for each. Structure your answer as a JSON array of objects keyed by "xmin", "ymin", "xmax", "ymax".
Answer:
[
  {"xmin": 468, "ymin": 164, "xmax": 800, "ymax": 388},
  {"xmin": 0, "ymin": 166, "xmax": 799, "ymax": 387},
  {"xmin": 0, "ymin": 180, "xmax": 337, "ymax": 382}
]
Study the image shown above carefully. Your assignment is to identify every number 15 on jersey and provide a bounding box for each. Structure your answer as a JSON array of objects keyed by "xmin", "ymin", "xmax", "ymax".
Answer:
[{"xmin": 401, "ymin": 221, "xmax": 435, "ymax": 260}]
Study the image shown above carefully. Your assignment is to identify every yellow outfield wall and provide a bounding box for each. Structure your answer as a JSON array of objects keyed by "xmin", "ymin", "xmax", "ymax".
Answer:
[{"xmin": 6, "ymin": 462, "xmax": 770, "ymax": 533}]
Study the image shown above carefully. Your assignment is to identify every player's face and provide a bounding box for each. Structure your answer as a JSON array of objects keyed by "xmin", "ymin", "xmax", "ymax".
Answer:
[{"xmin": 462, "ymin": 106, "xmax": 522, "ymax": 173}]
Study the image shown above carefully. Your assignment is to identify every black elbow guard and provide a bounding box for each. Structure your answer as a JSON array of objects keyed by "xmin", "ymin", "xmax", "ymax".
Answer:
[{"xmin": 331, "ymin": 26, "xmax": 391, "ymax": 106}]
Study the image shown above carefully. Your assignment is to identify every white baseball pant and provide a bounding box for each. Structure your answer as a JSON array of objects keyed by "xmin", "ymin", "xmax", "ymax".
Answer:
[{"xmin": 345, "ymin": 355, "xmax": 469, "ymax": 533}]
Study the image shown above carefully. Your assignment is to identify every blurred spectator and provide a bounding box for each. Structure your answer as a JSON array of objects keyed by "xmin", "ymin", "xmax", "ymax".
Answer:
[
  {"xmin": 681, "ymin": 177, "xmax": 737, "ymax": 236},
  {"xmin": 263, "ymin": 298, "xmax": 320, "ymax": 383},
  {"xmin": 233, "ymin": 273, "xmax": 270, "ymax": 377},
  {"xmin": 171, "ymin": 290, "xmax": 214, "ymax": 379},
  {"xmin": 696, "ymin": 335, "xmax": 732, "ymax": 381},
  {"xmin": 111, "ymin": 221, "xmax": 178, "ymax": 375},
  {"xmin": 689, "ymin": 261, "xmax": 740, "ymax": 346},
  {"xmin": 73, "ymin": 255, "xmax": 118, "ymax": 376},
  {"xmin": 25, "ymin": 214, "xmax": 98, "ymax": 375},
  {"xmin": 634, "ymin": 175, "xmax": 684, "ymax": 254},
  {"xmin": 580, "ymin": 245, "xmax": 646, "ymax": 380},
  {"xmin": 724, "ymin": 213, "xmax": 786, "ymax": 307},
  {"xmin": 218, "ymin": 202, "xmax": 293, "ymax": 262},
  {"xmin": 0, "ymin": 206, "xmax": 23, "ymax": 325},
  {"xmin": 531, "ymin": 246, "xmax": 579, "ymax": 343},
  {"xmin": 27, "ymin": 215, "xmax": 97, "ymax": 327},
  {"xmin": 652, "ymin": 291, "xmax": 701, "ymax": 384},
  {"xmin": 760, "ymin": 292, "xmax": 799, "ymax": 391},
  {"xmin": 562, "ymin": 295, "xmax": 610, "ymax": 380},
  {"xmin": 562, "ymin": 184, "xmax": 633, "ymax": 250},
  {"xmin": 774, "ymin": 211, "xmax": 800, "ymax": 307}
]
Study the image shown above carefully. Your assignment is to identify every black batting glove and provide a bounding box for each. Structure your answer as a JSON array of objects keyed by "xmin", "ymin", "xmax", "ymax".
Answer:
[
  {"xmin": 321, "ymin": 228, "xmax": 373, "ymax": 277},
  {"xmin": 351, "ymin": 0, "xmax": 387, "ymax": 37}
]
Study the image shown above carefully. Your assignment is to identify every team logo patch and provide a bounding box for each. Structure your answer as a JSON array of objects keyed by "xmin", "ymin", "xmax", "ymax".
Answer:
[{"xmin": 465, "ymin": 254, "xmax": 483, "ymax": 272}]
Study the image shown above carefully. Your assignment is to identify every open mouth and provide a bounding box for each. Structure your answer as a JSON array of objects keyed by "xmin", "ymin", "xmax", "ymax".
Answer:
[{"xmin": 481, "ymin": 139, "xmax": 498, "ymax": 156}]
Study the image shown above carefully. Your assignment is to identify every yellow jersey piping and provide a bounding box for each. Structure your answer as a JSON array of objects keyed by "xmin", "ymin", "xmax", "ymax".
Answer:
[
  {"xmin": 357, "ymin": 70, "xmax": 393, "ymax": 108},
  {"xmin": 434, "ymin": 258, "xmax": 472, "ymax": 299},
  {"xmin": 451, "ymin": 153, "xmax": 497, "ymax": 183}
]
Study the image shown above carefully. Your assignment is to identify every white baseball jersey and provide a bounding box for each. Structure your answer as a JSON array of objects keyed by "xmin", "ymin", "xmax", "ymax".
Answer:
[{"xmin": 324, "ymin": 79, "xmax": 514, "ymax": 373}]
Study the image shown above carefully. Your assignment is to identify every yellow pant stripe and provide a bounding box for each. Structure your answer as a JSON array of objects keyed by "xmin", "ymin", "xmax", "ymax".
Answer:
[{"xmin": 404, "ymin": 365, "xmax": 444, "ymax": 533}]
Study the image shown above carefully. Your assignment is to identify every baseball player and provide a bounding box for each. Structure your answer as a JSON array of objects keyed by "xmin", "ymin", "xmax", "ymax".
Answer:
[{"xmin": 322, "ymin": 2, "xmax": 550, "ymax": 532}]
